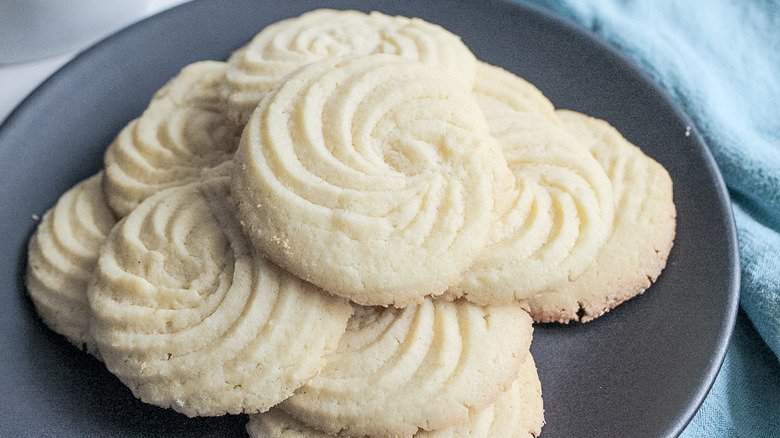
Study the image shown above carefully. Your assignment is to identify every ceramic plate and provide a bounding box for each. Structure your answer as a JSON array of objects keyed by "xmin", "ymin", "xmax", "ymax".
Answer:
[{"xmin": 0, "ymin": 1, "xmax": 739, "ymax": 436}]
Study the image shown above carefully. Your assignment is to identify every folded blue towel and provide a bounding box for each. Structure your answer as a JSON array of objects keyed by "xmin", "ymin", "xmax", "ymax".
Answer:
[{"xmin": 515, "ymin": 0, "xmax": 780, "ymax": 435}]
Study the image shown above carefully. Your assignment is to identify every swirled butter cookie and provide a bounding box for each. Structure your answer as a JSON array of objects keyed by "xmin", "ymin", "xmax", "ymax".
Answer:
[
  {"xmin": 473, "ymin": 61, "xmax": 562, "ymax": 126},
  {"xmin": 26, "ymin": 172, "xmax": 116, "ymax": 355},
  {"xmin": 528, "ymin": 110, "xmax": 676, "ymax": 323},
  {"xmin": 247, "ymin": 355, "xmax": 544, "ymax": 438},
  {"xmin": 88, "ymin": 177, "xmax": 353, "ymax": 416},
  {"xmin": 276, "ymin": 298, "xmax": 532, "ymax": 437},
  {"xmin": 232, "ymin": 54, "xmax": 514, "ymax": 307},
  {"xmin": 103, "ymin": 61, "xmax": 241, "ymax": 217},
  {"xmin": 225, "ymin": 9, "xmax": 477, "ymax": 125},
  {"xmin": 417, "ymin": 355, "xmax": 544, "ymax": 438},
  {"xmin": 446, "ymin": 95, "xmax": 614, "ymax": 305}
]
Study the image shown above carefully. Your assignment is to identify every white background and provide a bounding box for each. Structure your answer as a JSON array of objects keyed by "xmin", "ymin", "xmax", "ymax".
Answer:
[{"xmin": 0, "ymin": 0, "xmax": 191, "ymax": 124}]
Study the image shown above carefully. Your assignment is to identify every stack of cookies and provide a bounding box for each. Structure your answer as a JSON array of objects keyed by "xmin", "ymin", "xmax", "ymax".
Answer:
[{"xmin": 25, "ymin": 9, "xmax": 676, "ymax": 437}]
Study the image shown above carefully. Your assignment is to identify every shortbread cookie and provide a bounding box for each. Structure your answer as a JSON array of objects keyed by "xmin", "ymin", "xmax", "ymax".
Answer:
[
  {"xmin": 88, "ymin": 177, "xmax": 353, "ymax": 416},
  {"xmin": 277, "ymin": 298, "xmax": 532, "ymax": 437},
  {"xmin": 103, "ymin": 61, "xmax": 241, "ymax": 217},
  {"xmin": 473, "ymin": 61, "xmax": 562, "ymax": 126},
  {"xmin": 232, "ymin": 54, "xmax": 514, "ymax": 307},
  {"xmin": 446, "ymin": 97, "xmax": 614, "ymax": 305},
  {"xmin": 26, "ymin": 172, "xmax": 116, "ymax": 355},
  {"xmin": 247, "ymin": 355, "xmax": 544, "ymax": 438},
  {"xmin": 528, "ymin": 110, "xmax": 676, "ymax": 323},
  {"xmin": 225, "ymin": 9, "xmax": 477, "ymax": 125},
  {"xmin": 418, "ymin": 355, "xmax": 544, "ymax": 438}
]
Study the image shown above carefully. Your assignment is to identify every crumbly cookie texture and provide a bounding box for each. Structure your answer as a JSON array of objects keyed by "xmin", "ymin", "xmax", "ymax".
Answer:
[
  {"xmin": 103, "ymin": 61, "xmax": 241, "ymax": 218},
  {"xmin": 88, "ymin": 177, "xmax": 353, "ymax": 417},
  {"xmin": 224, "ymin": 9, "xmax": 477, "ymax": 126},
  {"xmin": 420, "ymin": 354, "xmax": 544, "ymax": 438},
  {"xmin": 26, "ymin": 172, "xmax": 116, "ymax": 356},
  {"xmin": 528, "ymin": 110, "xmax": 676, "ymax": 323},
  {"xmin": 445, "ymin": 77, "xmax": 614, "ymax": 305},
  {"xmin": 472, "ymin": 62, "xmax": 563, "ymax": 126},
  {"xmin": 247, "ymin": 354, "xmax": 544, "ymax": 438},
  {"xmin": 232, "ymin": 54, "xmax": 514, "ymax": 307},
  {"xmin": 277, "ymin": 298, "xmax": 533, "ymax": 437}
]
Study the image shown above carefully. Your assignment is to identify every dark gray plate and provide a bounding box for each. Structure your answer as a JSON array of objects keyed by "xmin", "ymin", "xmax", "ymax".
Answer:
[{"xmin": 0, "ymin": 1, "xmax": 739, "ymax": 437}]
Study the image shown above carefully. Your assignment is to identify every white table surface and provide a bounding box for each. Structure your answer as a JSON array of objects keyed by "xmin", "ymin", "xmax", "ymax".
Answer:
[{"xmin": 0, "ymin": 0, "xmax": 191, "ymax": 125}]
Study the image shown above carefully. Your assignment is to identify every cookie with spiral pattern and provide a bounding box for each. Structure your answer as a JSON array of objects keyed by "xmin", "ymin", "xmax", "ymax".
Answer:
[
  {"xmin": 232, "ymin": 54, "xmax": 514, "ymax": 307},
  {"xmin": 246, "ymin": 354, "xmax": 544, "ymax": 438},
  {"xmin": 103, "ymin": 61, "xmax": 240, "ymax": 217},
  {"xmin": 276, "ymin": 298, "xmax": 532, "ymax": 437},
  {"xmin": 224, "ymin": 9, "xmax": 477, "ymax": 125},
  {"xmin": 445, "ymin": 82, "xmax": 614, "ymax": 306},
  {"xmin": 88, "ymin": 177, "xmax": 353, "ymax": 416},
  {"xmin": 26, "ymin": 172, "xmax": 116, "ymax": 356},
  {"xmin": 528, "ymin": 110, "xmax": 676, "ymax": 323},
  {"xmin": 417, "ymin": 355, "xmax": 544, "ymax": 438},
  {"xmin": 472, "ymin": 61, "xmax": 562, "ymax": 126}
]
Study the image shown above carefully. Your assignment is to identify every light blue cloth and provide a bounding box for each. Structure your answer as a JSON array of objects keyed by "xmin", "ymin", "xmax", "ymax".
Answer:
[{"xmin": 514, "ymin": 0, "xmax": 780, "ymax": 435}]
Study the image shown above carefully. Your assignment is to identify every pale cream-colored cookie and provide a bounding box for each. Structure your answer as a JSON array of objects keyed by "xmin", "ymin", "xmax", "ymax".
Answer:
[
  {"xmin": 26, "ymin": 172, "xmax": 116, "ymax": 355},
  {"xmin": 473, "ymin": 61, "xmax": 562, "ymax": 126},
  {"xmin": 232, "ymin": 54, "xmax": 514, "ymax": 307},
  {"xmin": 528, "ymin": 110, "xmax": 676, "ymax": 323},
  {"xmin": 225, "ymin": 9, "xmax": 477, "ymax": 125},
  {"xmin": 418, "ymin": 355, "xmax": 544, "ymax": 438},
  {"xmin": 103, "ymin": 61, "xmax": 241, "ymax": 217},
  {"xmin": 88, "ymin": 177, "xmax": 353, "ymax": 417},
  {"xmin": 446, "ymin": 95, "xmax": 614, "ymax": 305},
  {"xmin": 276, "ymin": 298, "xmax": 532, "ymax": 437},
  {"xmin": 247, "ymin": 355, "xmax": 544, "ymax": 438}
]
